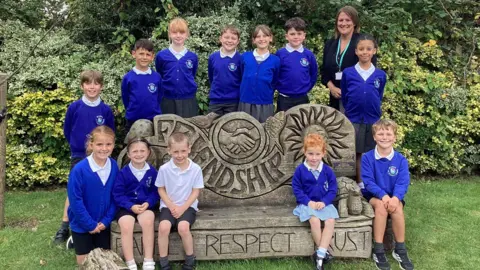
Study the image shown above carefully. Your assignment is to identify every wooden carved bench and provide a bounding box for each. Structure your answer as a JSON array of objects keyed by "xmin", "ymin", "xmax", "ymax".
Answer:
[{"xmin": 111, "ymin": 104, "xmax": 374, "ymax": 262}]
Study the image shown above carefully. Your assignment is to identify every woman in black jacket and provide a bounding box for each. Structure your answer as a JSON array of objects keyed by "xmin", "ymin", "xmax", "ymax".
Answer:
[{"xmin": 321, "ymin": 6, "xmax": 376, "ymax": 111}]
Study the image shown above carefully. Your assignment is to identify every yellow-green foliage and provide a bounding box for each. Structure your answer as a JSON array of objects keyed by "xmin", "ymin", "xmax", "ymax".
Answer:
[{"xmin": 6, "ymin": 87, "xmax": 76, "ymax": 188}]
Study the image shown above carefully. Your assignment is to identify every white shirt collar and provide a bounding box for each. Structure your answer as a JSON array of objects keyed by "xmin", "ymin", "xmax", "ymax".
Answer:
[
  {"xmin": 169, "ymin": 158, "xmax": 192, "ymax": 172},
  {"xmin": 285, "ymin": 43, "xmax": 304, "ymax": 53},
  {"xmin": 355, "ymin": 63, "xmax": 375, "ymax": 81},
  {"xmin": 374, "ymin": 146, "xmax": 395, "ymax": 161},
  {"xmin": 303, "ymin": 161, "xmax": 324, "ymax": 173},
  {"xmin": 87, "ymin": 154, "xmax": 111, "ymax": 172},
  {"xmin": 129, "ymin": 162, "xmax": 150, "ymax": 173},
  {"xmin": 253, "ymin": 49, "xmax": 270, "ymax": 62},
  {"xmin": 169, "ymin": 45, "xmax": 188, "ymax": 60},
  {"xmin": 220, "ymin": 48, "xmax": 237, "ymax": 58},
  {"xmin": 81, "ymin": 95, "xmax": 101, "ymax": 107},
  {"xmin": 132, "ymin": 67, "xmax": 152, "ymax": 75}
]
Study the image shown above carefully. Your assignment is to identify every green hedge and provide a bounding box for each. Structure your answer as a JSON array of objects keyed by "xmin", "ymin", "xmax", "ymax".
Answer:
[{"xmin": 2, "ymin": 1, "xmax": 479, "ymax": 188}]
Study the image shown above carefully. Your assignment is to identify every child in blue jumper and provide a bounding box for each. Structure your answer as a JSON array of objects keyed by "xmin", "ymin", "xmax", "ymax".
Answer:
[
  {"xmin": 238, "ymin": 24, "xmax": 280, "ymax": 123},
  {"xmin": 67, "ymin": 126, "xmax": 118, "ymax": 265},
  {"xmin": 155, "ymin": 17, "xmax": 199, "ymax": 118},
  {"xmin": 122, "ymin": 39, "xmax": 162, "ymax": 132},
  {"xmin": 53, "ymin": 70, "xmax": 115, "ymax": 245},
  {"xmin": 207, "ymin": 25, "xmax": 243, "ymax": 115},
  {"xmin": 292, "ymin": 133, "xmax": 338, "ymax": 270},
  {"xmin": 362, "ymin": 119, "xmax": 414, "ymax": 270},
  {"xmin": 340, "ymin": 34, "xmax": 386, "ymax": 184},
  {"xmin": 276, "ymin": 17, "xmax": 318, "ymax": 112},
  {"xmin": 113, "ymin": 137, "xmax": 159, "ymax": 270}
]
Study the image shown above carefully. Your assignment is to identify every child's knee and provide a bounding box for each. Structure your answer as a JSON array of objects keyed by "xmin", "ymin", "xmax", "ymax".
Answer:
[
  {"xmin": 138, "ymin": 211, "xmax": 155, "ymax": 226},
  {"xmin": 158, "ymin": 221, "xmax": 172, "ymax": 235},
  {"xmin": 309, "ymin": 217, "xmax": 321, "ymax": 228},
  {"xmin": 177, "ymin": 221, "xmax": 191, "ymax": 236},
  {"xmin": 374, "ymin": 206, "xmax": 388, "ymax": 218},
  {"xmin": 324, "ymin": 218, "xmax": 335, "ymax": 228},
  {"xmin": 119, "ymin": 216, "xmax": 135, "ymax": 232}
]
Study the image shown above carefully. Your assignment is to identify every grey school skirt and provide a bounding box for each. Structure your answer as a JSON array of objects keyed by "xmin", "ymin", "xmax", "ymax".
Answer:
[
  {"xmin": 160, "ymin": 97, "xmax": 198, "ymax": 118},
  {"xmin": 238, "ymin": 102, "xmax": 274, "ymax": 123}
]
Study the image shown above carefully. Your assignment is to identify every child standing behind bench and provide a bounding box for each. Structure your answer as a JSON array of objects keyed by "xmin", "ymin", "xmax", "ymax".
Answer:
[
  {"xmin": 292, "ymin": 134, "xmax": 338, "ymax": 270},
  {"xmin": 207, "ymin": 25, "xmax": 243, "ymax": 115},
  {"xmin": 340, "ymin": 34, "xmax": 386, "ymax": 185},
  {"xmin": 155, "ymin": 132, "xmax": 204, "ymax": 270},
  {"xmin": 121, "ymin": 39, "xmax": 162, "ymax": 132},
  {"xmin": 238, "ymin": 24, "xmax": 280, "ymax": 123},
  {"xmin": 276, "ymin": 17, "xmax": 318, "ymax": 112},
  {"xmin": 53, "ymin": 70, "xmax": 115, "ymax": 246},
  {"xmin": 113, "ymin": 138, "xmax": 159, "ymax": 270},
  {"xmin": 362, "ymin": 119, "xmax": 414, "ymax": 270},
  {"xmin": 155, "ymin": 17, "xmax": 199, "ymax": 118}
]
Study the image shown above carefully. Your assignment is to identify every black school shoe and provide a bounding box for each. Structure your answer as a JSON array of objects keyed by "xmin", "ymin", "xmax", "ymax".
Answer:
[
  {"xmin": 181, "ymin": 258, "xmax": 196, "ymax": 270},
  {"xmin": 392, "ymin": 249, "xmax": 414, "ymax": 270},
  {"xmin": 373, "ymin": 250, "xmax": 391, "ymax": 270},
  {"xmin": 323, "ymin": 251, "xmax": 334, "ymax": 264},
  {"xmin": 53, "ymin": 227, "xmax": 69, "ymax": 244}
]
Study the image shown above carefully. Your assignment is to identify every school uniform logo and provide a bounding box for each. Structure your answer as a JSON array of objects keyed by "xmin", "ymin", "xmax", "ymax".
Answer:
[
  {"xmin": 300, "ymin": 58, "xmax": 309, "ymax": 67},
  {"xmin": 147, "ymin": 83, "xmax": 157, "ymax": 93},
  {"xmin": 323, "ymin": 180, "xmax": 329, "ymax": 191},
  {"xmin": 96, "ymin": 115, "xmax": 105, "ymax": 125},
  {"xmin": 185, "ymin": 60, "xmax": 193, "ymax": 69},
  {"xmin": 387, "ymin": 166, "xmax": 398, "ymax": 176},
  {"xmin": 228, "ymin": 63, "xmax": 237, "ymax": 71},
  {"xmin": 146, "ymin": 176, "xmax": 152, "ymax": 188},
  {"xmin": 374, "ymin": 78, "xmax": 381, "ymax": 89}
]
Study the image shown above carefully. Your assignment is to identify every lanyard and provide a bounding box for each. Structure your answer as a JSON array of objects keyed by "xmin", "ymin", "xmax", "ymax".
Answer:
[{"xmin": 336, "ymin": 39, "xmax": 351, "ymax": 71}]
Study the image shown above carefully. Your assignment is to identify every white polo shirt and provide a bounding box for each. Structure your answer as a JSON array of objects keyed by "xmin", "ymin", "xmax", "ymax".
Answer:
[
  {"xmin": 155, "ymin": 158, "xmax": 204, "ymax": 210},
  {"xmin": 87, "ymin": 154, "xmax": 111, "ymax": 186}
]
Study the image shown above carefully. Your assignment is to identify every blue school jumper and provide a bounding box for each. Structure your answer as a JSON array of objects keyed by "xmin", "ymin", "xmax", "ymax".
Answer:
[
  {"xmin": 154, "ymin": 49, "xmax": 198, "ymax": 100},
  {"xmin": 340, "ymin": 67, "xmax": 386, "ymax": 124},
  {"xmin": 208, "ymin": 51, "xmax": 243, "ymax": 104},
  {"xmin": 121, "ymin": 69, "xmax": 162, "ymax": 122},
  {"xmin": 239, "ymin": 52, "xmax": 280, "ymax": 105},
  {"xmin": 64, "ymin": 99, "xmax": 115, "ymax": 158},
  {"xmin": 275, "ymin": 47, "xmax": 318, "ymax": 97},
  {"xmin": 291, "ymin": 163, "xmax": 338, "ymax": 206},
  {"xmin": 361, "ymin": 150, "xmax": 410, "ymax": 200},
  {"xmin": 113, "ymin": 164, "xmax": 159, "ymax": 212},
  {"xmin": 67, "ymin": 158, "xmax": 118, "ymax": 233}
]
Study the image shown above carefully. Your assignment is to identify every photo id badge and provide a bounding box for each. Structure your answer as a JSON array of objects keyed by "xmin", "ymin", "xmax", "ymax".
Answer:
[{"xmin": 335, "ymin": 72, "xmax": 343, "ymax": 80}]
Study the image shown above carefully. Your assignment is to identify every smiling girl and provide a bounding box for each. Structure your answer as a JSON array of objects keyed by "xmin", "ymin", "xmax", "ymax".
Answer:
[
  {"xmin": 113, "ymin": 138, "xmax": 159, "ymax": 270},
  {"xmin": 67, "ymin": 126, "xmax": 118, "ymax": 265},
  {"xmin": 238, "ymin": 24, "xmax": 280, "ymax": 123}
]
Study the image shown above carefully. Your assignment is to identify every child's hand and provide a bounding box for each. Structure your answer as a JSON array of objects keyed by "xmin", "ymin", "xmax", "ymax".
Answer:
[
  {"xmin": 139, "ymin": 202, "xmax": 149, "ymax": 212},
  {"xmin": 97, "ymin": 222, "xmax": 106, "ymax": 231},
  {"xmin": 381, "ymin": 195, "xmax": 391, "ymax": 209},
  {"xmin": 315, "ymin": 202, "xmax": 326, "ymax": 210},
  {"xmin": 308, "ymin": 201, "xmax": 316, "ymax": 209},
  {"xmin": 131, "ymin": 204, "xmax": 142, "ymax": 214},
  {"xmin": 89, "ymin": 225, "xmax": 101, "ymax": 234},
  {"xmin": 387, "ymin": 197, "xmax": 400, "ymax": 213}
]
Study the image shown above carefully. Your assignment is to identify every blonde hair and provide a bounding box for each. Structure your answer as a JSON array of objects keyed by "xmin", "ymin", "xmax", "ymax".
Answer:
[
  {"xmin": 169, "ymin": 17, "xmax": 189, "ymax": 35},
  {"xmin": 80, "ymin": 70, "xmax": 103, "ymax": 86},
  {"xmin": 303, "ymin": 133, "xmax": 327, "ymax": 154},
  {"xmin": 372, "ymin": 119, "xmax": 398, "ymax": 136},
  {"xmin": 85, "ymin": 126, "xmax": 115, "ymax": 155},
  {"xmin": 167, "ymin": 132, "xmax": 190, "ymax": 147},
  {"xmin": 334, "ymin": 6, "xmax": 360, "ymax": 38}
]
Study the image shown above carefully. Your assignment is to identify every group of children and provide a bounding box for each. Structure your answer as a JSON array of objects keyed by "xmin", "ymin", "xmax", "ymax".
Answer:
[{"xmin": 53, "ymin": 15, "xmax": 414, "ymax": 270}]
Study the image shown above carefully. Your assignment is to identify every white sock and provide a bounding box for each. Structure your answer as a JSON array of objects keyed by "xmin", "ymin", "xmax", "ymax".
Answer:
[{"xmin": 126, "ymin": 260, "xmax": 137, "ymax": 270}]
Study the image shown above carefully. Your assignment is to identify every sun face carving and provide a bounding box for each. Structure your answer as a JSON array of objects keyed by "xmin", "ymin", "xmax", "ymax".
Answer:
[{"xmin": 282, "ymin": 106, "xmax": 350, "ymax": 165}]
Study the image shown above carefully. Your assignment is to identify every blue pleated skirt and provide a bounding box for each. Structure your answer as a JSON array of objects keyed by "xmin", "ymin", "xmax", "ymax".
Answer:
[{"xmin": 293, "ymin": 204, "xmax": 339, "ymax": 222}]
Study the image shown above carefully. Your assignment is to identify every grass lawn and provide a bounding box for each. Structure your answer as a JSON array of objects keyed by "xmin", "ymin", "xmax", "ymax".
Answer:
[{"xmin": 1, "ymin": 177, "xmax": 479, "ymax": 269}]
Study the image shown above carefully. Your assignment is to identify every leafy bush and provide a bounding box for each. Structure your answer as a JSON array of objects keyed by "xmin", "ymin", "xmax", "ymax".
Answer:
[{"xmin": 6, "ymin": 88, "xmax": 75, "ymax": 188}]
